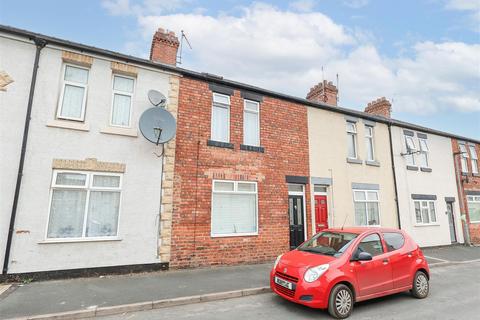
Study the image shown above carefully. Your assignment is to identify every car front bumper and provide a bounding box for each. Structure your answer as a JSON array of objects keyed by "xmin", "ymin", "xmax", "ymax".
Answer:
[{"xmin": 270, "ymin": 268, "xmax": 329, "ymax": 309}]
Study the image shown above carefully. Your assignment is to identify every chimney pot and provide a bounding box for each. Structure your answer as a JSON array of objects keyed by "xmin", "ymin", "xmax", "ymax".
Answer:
[
  {"xmin": 364, "ymin": 97, "xmax": 392, "ymax": 118},
  {"xmin": 306, "ymin": 79, "xmax": 338, "ymax": 106},
  {"xmin": 150, "ymin": 27, "xmax": 180, "ymax": 65}
]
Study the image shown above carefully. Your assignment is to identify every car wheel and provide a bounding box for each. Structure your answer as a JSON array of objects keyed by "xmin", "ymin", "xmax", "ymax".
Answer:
[
  {"xmin": 328, "ymin": 284, "xmax": 354, "ymax": 319},
  {"xmin": 411, "ymin": 271, "xmax": 429, "ymax": 299}
]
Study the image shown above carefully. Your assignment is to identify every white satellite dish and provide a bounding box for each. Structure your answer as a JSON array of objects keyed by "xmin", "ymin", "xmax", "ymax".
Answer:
[{"xmin": 148, "ymin": 90, "xmax": 167, "ymax": 107}]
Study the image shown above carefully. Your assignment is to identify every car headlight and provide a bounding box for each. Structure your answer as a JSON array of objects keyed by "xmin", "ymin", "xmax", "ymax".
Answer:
[
  {"xmin": 304, "ymin": 264, "xmax": 329, "ymax": 283},
  {"xmin": 273, "ymin": 254, "xmax": 283, "ymax": 269}
]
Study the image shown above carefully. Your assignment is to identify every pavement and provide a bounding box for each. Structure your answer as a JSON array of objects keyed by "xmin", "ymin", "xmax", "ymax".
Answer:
[
  {"xmin": 1, "ymin": 245, "xmax": 479, "ymax": 320},
  {"xmin": 98, "ymin": 261, "xmax": 480, "ymax": 320}
]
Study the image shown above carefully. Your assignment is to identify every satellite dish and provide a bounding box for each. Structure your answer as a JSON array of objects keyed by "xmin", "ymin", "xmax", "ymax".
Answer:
[
  {"xmin": 148, "ymin": 90, "xmax": 167, "ymax": 107},
  {"xmin": 139, "ymin": 107, "xmax": 176, "ymax": 145}
]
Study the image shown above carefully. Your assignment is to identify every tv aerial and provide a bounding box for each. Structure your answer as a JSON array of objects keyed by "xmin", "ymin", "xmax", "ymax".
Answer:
[{"xmin": 139, "ymin": 89, "xmax": 177, "ymax": 157}]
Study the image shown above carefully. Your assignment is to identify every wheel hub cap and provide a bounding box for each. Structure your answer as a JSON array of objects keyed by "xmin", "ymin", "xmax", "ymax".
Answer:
[{"xmin": 335, "ymin": 289, "xmax": 352, "ymax": 315}]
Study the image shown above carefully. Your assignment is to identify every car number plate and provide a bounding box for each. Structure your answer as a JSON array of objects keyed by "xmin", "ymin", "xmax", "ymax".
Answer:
[{"xmin": 275, "ymin": 276, "xmax": 293, "ymax": 290}]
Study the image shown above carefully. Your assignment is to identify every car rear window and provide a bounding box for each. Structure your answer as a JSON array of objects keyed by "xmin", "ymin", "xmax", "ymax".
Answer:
[{"xmin": 383, "ymin": 232, "xmax": 405, "ymax": 252}]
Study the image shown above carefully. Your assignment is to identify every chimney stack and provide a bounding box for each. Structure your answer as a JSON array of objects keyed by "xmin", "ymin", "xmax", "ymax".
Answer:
[
  {"xmin": 306, "ymin": 80, "xmax": 338, "ymax": 106},
  {"xmin": 150, "ymin": 28, "xmax": 180, "ymax": 65},
  {"xmin": 364, "ymin": 97, "xmax": 392, "ymax": 118}
]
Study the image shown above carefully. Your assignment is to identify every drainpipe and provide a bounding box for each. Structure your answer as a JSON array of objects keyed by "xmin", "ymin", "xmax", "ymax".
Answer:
[
  {"xmin": 2, "ymin": 37, "xmax": 47, "ymax": 275},
  {"xmin": 387, "ymin": 123, "xmax": 402, "ymax": 229},
  {"xmin": 453, "ymin": 152, "xmax": 471, "ymax": 246}
]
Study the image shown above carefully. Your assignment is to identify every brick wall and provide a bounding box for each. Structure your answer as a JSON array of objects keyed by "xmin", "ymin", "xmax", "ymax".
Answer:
[
  {"xmin": 171, "ymin": 77, "xmax": 311, "ymax": 268},
  {"xmin": 451, "ymin": 139, "xmax": 480, "ymax": 244}
]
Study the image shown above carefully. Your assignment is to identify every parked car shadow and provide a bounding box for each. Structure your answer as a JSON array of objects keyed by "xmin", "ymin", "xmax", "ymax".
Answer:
[{"xmin": 271, "ymin": 291, "xmax": 414, "ymax": 318}]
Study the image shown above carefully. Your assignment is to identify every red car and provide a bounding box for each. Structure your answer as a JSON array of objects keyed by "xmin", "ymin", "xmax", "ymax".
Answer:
[{"xmin": 270, "ymin": 227, "xmax": 430, "ymax": 319}]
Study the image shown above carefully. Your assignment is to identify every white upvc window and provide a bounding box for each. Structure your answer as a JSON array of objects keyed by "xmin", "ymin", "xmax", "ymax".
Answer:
[
  {"xmin": 414, "ymin": 200, "xmax": 437, "ymax": 225},
  {"xmin": 405, "ymin": 135, "xmax": 417, "ymax": 166},
  {"xmin": 469, "ymin": 145, "xmax": 478, "ymax": 174},
  {"xmin": 459, "ymin": 144, "xmax": 469, "ymax": 173},
  {"xmin": 418, "ymin": 138, "xmax": 429, "ymax": 168},
  {"xmin": 211, "ymin": 93, "xmax": 230, "ymax": 142},
  {"xmin": 243, "ymin": 99, "xmax": 260, "ymax": 146},
  {"xmin": 211, "ymin": 180, "xmax": 258, "ymax": 237},
  {"xmin": 467, "ymin": 196, "xmax": 480, "ymax": 223},
  {"xmin": 353, "ymin": 190, "xmax": 380, "ymax": 226},
  {"xmin": 346, "ymin": 121, "xmax": 358, "ymax": 159},
  {"xmin": 365, "ymin": 125, "xmax": 375, "ymax": 161},
  {"xmin": 110, "ymin": 75, "xmax": 135, "ymax": 127},
  {"xmin": 46, "ymin": 170, "xmax": 122, "ymax": 240},
  {"xmin": 57, "ymin": 64, "xmax": 89, "ymax": 121}
]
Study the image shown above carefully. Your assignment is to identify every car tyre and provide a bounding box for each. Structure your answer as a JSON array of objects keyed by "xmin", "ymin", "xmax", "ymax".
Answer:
[
  {"xmin": 328, "ymin": 284, "xmax": 354, "ymax": 319},
  {"xmin": 411, "ymin": 271, "xmax": 429, "ymax": 299}
]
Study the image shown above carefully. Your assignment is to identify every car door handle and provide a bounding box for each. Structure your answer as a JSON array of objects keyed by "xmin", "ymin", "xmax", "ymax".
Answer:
[{"xmin": 382, "ymin": 258, "xmax": 389, "ymax": 264}]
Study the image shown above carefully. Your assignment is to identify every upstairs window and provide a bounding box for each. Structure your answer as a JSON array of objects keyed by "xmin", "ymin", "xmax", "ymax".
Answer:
[
  {"xmin": 418, "ymin": 139, "xmax": 429, "ymax": 168},
  {"xmin": 346, "ymin": 122, "xmax": 358, "ymax": 159},
  {"xmin": 211, "ymin": 93, "xmax": 230, "ymax": 142},
  {"xmin": 111, "ymin": 75, "xmax": 135, "ymax": 127},
  {"xmin": 47, "ymin": 171, "xmax": 121, "ymax": 239},
  {"xmin": 405, "ymin": 135, "xmax": 416, "ymax": 166},
  {"xmin": 414, "ymin": 200, "xmax": 437, "ymax": 224},
  {"xmin": 469, "ymin": 145, "xmax": 478, "ymax": 174},
  {"xmin": 459, "ymin": 144, "xmax": 469, "ymax": 173},
  {"xmin": 353, "ymin": 190, "xmax": 380, "ymax": 226},
  {"xmin": 243, "ymin": 99, "xmax": 260, "ymax": 146},
  {"xmin": 365, "ymin": 126, "xmax": 375, "ymax": 161},
  {"xmin": 57, "ymin": 65, "xmax": 89, "ymax": 121}
]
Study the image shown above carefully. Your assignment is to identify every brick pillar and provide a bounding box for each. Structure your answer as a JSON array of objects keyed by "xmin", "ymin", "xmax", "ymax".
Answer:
[
  {"xmin": 150, "ymin": 28, "xmax": 180, "ymax": 65},
  {"xmin": 306, "ymin": 80, "xmax": 338, "ymax": 106},
  {"xmin": 364, "ymin": 97, "xmax": 392, "ymax": 118}
]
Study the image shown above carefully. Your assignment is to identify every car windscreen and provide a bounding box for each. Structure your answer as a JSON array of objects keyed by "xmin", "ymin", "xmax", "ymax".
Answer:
[{"xmin": 298, "ymin": 231, "xmax": 358, "ymax": 257}]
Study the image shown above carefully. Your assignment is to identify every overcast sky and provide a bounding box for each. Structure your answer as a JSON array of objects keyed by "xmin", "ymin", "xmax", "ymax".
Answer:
[{"xmin": 1, "ymin": 0, "xmax": 479, "ymax": 138}]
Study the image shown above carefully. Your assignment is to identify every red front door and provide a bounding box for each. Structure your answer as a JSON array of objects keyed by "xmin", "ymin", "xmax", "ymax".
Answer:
[{"xmin": 314, "ymin": 195, "xmax": 328, "ymax": 233}]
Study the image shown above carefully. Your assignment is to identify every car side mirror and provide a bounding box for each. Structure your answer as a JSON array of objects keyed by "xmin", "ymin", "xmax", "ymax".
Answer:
[{"xmin": 357, "ymin": 252, "xmax": 373, "ymax": 261}]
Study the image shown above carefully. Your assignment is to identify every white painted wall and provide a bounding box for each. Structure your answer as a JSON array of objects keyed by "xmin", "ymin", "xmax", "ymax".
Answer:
[
  {"xmin": 308, "ymin": 108, "xmax": 399, "ymax": 232},
  {"xmin": 1, "ymin": 33, "xmax": 176, "ymax": 273},
  {"xmin": 0, "ymin": 36, "xmax": 35, "ymax": 269},
  {"xmin": 391, "ymin": 126, "xmax": 464, "ymax": 247}
]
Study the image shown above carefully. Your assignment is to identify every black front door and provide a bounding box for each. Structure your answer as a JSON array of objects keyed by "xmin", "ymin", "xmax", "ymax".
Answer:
[{"xmin": 289, "ymin": 195, "xmax": 305, "ymax": 249}]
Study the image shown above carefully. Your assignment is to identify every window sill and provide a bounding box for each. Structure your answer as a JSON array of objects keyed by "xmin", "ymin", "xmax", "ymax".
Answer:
[
  {"xmin": 346, "ymin": 158, "xmax": 362, "ymax": 164},
  {"xmin": 240, "ymin": 144, "xmax": 264, "ymax": 153},
  {"xmin": 100, "ymin": 126, "xmax": 138, "ymax": 137},
  {"xmin": 414, "ymin": 223, "xmax": 440, "ymax": 227},
  {"xmin": 406, "ymin": 165, "xmax": 418, "ymax": 171},
  {"xmin": 469, "ymin": 221, "xmax": 480, "ymax": 224},
  {"xmin": 473, "ymin": 173, "xmax": 480, "ymax": 177},
  {"xmin": 420, "ymin": 167, "xmax": 432, "ymax": 173},
  {"xmin": 38, "ymin": 237, "xmax": 122, "ymax": 244},
  {"xmin": 46, "ymin": 119, "xmax": 89, "ymax": 132},
  {"xmin": 207, "ymin": 140, "xmax": 234, "ymax": 149},
  {"xmin": 365, "ymin": 160, "xmax": 380, "ymax": 167},
  {"xmin": 211, "ymin": 232, "xmax": 258, "ymax": 238}
]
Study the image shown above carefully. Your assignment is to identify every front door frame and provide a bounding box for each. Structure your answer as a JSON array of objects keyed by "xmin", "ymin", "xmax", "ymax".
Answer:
[
  {"xmin": 288, "ymin": 184, "xmax": 307, "ymax": 249},
  {"xmin": 446, "ymin": 200, "xmax": 457, "ymax": 243}
]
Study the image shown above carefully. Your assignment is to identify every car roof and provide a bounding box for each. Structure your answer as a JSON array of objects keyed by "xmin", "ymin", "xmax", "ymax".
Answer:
[{"xmin": 325, "ymin": 227, "xmax": 403, "ymax": 235}]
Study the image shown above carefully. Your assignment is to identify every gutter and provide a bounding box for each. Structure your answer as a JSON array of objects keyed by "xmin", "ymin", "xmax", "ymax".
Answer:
[
  {"xmin": 387, "ymin": 123, "xmax": 402, "ymax": 229},
  {"xmin": 2, "ymin": 37, "xmax": 46, "ymax": 274}
]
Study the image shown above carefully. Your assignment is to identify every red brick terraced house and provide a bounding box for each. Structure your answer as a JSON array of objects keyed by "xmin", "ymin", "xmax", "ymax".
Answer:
[
  {"xmin": 452, "ymin": 139, "xmax": 480, "ymax": 244},
  {"xmin": 149, "ymin": 29, "xmax": 313, "ymax": 268}
]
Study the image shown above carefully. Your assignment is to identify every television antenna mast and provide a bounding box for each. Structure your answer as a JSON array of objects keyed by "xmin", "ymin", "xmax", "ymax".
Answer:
[{"xmin": 177, "ymin": 30, "xmax": 192, "ymax": 65}]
